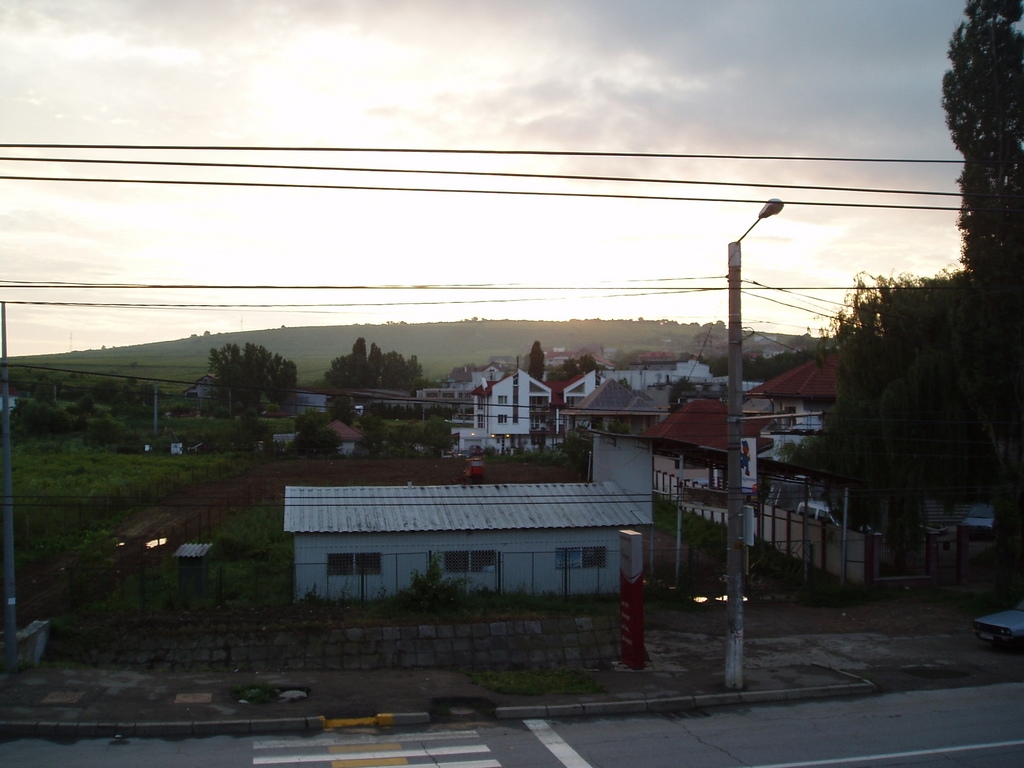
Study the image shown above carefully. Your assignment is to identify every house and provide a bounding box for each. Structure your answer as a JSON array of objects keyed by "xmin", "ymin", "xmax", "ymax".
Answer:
[
  {"xmin": 564, "ymin": 379, "xmax": 665, "ymax": 435},
  {"xmin": 460, "ymin": 369, "xmax": 601, "ymax": 453},
  {"xmin": 2, "ymin": 385, "xmax": 20, "ymax": 409},
  {"xmin": 643, "ymin": 398, "xmax": 767, "ymax": 493},
  {"xmin": 328, "ymin": 420, "xmax": 363, "ymax": 456},
  {"xmin": 616, "ymin": 356, "xmax": 713, "ymax": 389},
  {"xmin": 745, "ymin": 355, "xmax": 838, "ymax": 459},
  {"xmin": 285, "ymin": 482, "xmax": 651, "ymax": 599},
  {"xmin": 183, "ymin": 374, "xmax": 217, "ymax": 406}
]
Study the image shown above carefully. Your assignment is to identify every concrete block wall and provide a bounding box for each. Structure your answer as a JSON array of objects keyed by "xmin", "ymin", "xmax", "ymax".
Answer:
[{"xmin": 66, "ymin": 616, "xmax": 620, "ymax": 672}]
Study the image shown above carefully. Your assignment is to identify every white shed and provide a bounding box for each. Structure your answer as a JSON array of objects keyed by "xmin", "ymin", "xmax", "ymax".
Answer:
[{"xmin": 285, "ymin": 482, "xmax": 651, "ymax": 600}]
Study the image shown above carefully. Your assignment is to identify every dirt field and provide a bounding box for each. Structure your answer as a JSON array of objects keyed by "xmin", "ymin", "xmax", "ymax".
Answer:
[{"xmin": 18, "ymin": 458, "xmax": 583, "ymax": 624}]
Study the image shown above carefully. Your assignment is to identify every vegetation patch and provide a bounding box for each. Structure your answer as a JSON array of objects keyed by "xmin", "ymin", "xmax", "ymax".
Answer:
[
  {"xmin": 231, "ymin": 682, "xmax": 280, "ymax": 704},
  {"xmin": 465, "ymin": 667, "xmax": 603, "ymax": 696}
]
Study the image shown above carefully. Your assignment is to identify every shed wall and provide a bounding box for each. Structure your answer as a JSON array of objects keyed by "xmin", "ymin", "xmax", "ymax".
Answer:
[{"xmin": 293, "ymin": 527, "xmax": 626, "ymax": 600}]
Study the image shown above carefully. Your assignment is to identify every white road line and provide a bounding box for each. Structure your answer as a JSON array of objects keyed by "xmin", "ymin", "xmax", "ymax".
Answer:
[
  {"xmin": 751, "ymin": 737, "xmax": 1024, "ymax": 768},
  {"xmin": 253, "ymin": 742, "xmax": 490, "ymax": 765},
  {"xmin": 524, "ymin": 719, "xmax": 594, "ymax": 768},
  {"xmin": 253, "ymin": 731, "xmax": 481, "ymax": 750}
]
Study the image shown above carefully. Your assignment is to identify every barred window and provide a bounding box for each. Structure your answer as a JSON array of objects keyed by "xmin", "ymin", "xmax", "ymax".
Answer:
[
  {"xmin": 556, "ymin": 546, "xmax": 607, "ymax": 570},
  {"xmin": 327, "ymin": 552, "xmax": 382, "ymax": 576},
  {"xmin": 444, "ymin": 549, "xmax": 498, "ymax": 573}
]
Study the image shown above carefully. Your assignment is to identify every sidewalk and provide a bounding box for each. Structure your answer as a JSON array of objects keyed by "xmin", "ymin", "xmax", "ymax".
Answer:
[{"xmin": 0, "ymin": 657, "xmax": 874, "ymax": 739}]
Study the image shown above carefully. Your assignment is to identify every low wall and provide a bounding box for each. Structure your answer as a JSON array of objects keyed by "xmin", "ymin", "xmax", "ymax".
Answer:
[
  {"xmin": 57, "ymin": 616, "xmax": 620, "ymax": 672},
  {"xmin": 0, "ymin": 620, "xmax": 51, "ymax": 668}
]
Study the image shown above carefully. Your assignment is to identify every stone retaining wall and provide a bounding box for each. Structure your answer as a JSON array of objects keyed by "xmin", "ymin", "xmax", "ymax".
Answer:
[{"xmin": 67, "ymin": 616, "xmax": 620, "ymax": 671}]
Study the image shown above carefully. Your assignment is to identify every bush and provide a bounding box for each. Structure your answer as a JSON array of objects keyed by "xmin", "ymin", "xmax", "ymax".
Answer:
[{"xmin": 393, "ymin": 555, "xmax": 466, "ymax": 613}]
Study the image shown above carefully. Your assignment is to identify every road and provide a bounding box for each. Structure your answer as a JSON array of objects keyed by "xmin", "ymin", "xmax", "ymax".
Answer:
[{"xmin": 5, "ymin": 682, "xmax": 1024, "ymax": 768}]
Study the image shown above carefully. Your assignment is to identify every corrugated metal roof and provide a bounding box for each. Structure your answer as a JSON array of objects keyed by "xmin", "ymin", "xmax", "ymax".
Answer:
[
  {"xmin": 173, "ymin": 543, "xmax": 213, "ymax": 558},
  {"xmin": 284, "ymin": 482, "xmax": 648, "ymax": 534}
]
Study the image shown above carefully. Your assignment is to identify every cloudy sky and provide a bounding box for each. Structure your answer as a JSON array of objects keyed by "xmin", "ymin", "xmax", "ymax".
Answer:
[{"xmin": 0, "ymin": 0, "xmax": 976, "ymax": 357}]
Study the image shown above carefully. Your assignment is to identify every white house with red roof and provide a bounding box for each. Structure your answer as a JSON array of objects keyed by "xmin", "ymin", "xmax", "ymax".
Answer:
[
  {"xmin": 456, "ymin": 369, "xmax": 601, "ymax": 453},
  {"xmin": 745, "ymin": 355, "xmax": 838, "ymax": 459}
]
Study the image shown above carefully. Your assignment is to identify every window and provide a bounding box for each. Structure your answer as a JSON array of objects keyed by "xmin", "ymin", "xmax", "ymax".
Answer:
[
  {"xmin": 327, "ymin": 552, "xmax": 382, "ymax": 576},
  {"xmin": 556, "ymin": 546, "xmax": 607, "ymax": 570},
  {"xmin": 497, "ymin": 395, "xmax": 508, "ymax": 405},
  {"xmin": 497, "ymin": 414, "xmax": 508, "ymax": 424},
  {"xmin": 444, "ymin": 549, "xmax": 498, "ymax": 573}
]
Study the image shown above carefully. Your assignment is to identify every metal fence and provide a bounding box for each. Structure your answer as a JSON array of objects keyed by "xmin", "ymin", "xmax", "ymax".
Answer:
[{"xmin": 59, "ymin": 538, "xmax": 816, "ymax": 614}]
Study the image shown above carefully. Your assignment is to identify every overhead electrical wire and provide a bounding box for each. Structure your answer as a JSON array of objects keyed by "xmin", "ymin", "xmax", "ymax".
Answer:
[{"xmin": 0, "ymin": 153, "xmax": 998, "ymax": 202}]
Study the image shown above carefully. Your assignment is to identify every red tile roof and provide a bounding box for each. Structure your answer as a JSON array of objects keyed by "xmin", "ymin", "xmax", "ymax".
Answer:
[
  {"xmin": 329, "ymin": 420, "xmax": 364, "ymax": 441},
  {"xmin": 746, "ymin": 355, "xmax": 838, "ymax": 401},
  {"xmin": 644, "ymin": 398, "xmax": 762, "ymax": 451}
]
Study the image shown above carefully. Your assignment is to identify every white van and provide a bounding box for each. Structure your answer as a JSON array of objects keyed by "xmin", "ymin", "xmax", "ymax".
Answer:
[{"xmin": 795, "ymin": 501, "xmax": 838, "ymax": 526}]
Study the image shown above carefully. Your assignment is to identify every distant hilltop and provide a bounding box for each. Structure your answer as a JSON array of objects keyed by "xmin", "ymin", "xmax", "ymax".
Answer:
[{"xmin": 12, "ymin": 318, "xmax": 813, "ymax": 385}]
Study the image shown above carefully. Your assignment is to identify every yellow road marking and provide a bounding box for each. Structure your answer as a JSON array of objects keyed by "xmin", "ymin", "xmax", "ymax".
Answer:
[{"xmin": 329, "ymin": 744, "xmax": 402, "ymax": 753}]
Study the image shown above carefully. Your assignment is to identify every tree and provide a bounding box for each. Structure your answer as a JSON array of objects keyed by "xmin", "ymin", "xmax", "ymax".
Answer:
[
  {"xmin": 325, "ymin": 338, "xmax": 422, "ymax": 391},
  {"xmin": 208, "ymin": 343, "xmax": 297, "ymax": 413},
  {"xmin": 528, "ymin": 341, "xmax": 545, "ymax": 380},
  {"xmin": 942, "ymin": 0, "xmax": 1024, "ymax": 593},
  {"xmin": 292, "ymin": 410, "xmax": 342, "ymax": 455},
  {"xmin": 788, "ymin": 274, "xmax": 994, "ymax": 548}
]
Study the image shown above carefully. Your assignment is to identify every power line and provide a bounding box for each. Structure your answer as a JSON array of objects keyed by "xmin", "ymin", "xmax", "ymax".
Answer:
[
  {"xmin": 0, "ymin": 154, "xmax": 989, "ymax": 201},
  {"xmin": 0, "ymin": 144, "xmax": 973, "ymax": 164},
  {"xmin": 0, "ymin": 173, "xmax": 995, "ymax": 213}
]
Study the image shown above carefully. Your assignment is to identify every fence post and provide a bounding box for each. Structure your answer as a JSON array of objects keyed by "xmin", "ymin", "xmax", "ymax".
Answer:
[
  {"xmin": 925, "ymin": 531, "xmax": 940, "ymax": 584},
  {"xmin": 956, "ymin": 524, "xmax": 971, "ymax": 585},
  {"xmin": 864, "ymin": 532, "xmax": 881, "ymax": 588}
]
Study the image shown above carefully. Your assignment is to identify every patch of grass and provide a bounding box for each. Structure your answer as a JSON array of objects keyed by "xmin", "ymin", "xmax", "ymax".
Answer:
[
  {"xmin": 797, "ymin": 582, "xmax": 880, "ymax": 608},
  {"xmin": 465, "ymin": 667, "xmax": 603, "ymax": 696},
  {"xmin": 231, "ymin": 682, "xmax": 279, "ymax": 704}
]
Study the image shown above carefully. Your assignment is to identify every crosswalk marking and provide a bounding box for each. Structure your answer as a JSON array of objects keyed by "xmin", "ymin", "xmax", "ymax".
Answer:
[
  {"xmin": 254, "ymin": 731, "xmax": 480, "ymax": 750},
  {"xmin": 525, "ymin": 719, "xmax": 594, "ymax": 768},
  {"xmin": 252, "ymin": 733, "xmax": 498, "ymax": 768}
]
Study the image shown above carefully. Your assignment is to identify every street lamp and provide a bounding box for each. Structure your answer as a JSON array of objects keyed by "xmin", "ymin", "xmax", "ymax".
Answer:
[{"xmin": 725, "ymin": 199, "xmax": 783, "ymax": 690}]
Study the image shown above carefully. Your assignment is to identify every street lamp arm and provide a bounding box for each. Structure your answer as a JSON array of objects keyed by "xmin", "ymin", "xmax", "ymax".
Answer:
[{"xmin": 735, "ymin": 198, "xmax": 784, "ymax": 244}]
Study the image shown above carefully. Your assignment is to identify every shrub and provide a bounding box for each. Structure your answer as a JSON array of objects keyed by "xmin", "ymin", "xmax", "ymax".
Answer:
[{"xmin": 393, "ymin": 555, "xmax": 466, "ymax": 613}]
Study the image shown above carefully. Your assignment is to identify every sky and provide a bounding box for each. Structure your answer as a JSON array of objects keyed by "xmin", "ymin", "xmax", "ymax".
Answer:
[{"xmin": 0, "ymin": 0, "xmax": 980, "ymax": 357}]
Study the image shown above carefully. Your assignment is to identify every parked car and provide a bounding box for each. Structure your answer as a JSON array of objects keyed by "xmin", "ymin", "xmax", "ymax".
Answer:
[
  {"xmin": 961, "ymin": 503, "xmax": 995, "ymax": 537},
  {"xmin": 973, "ymin": 599, "xmax": 1024, "ymax": 647},
  {"xmin": 795, "ymin": 501, "xmax": 839, "ymax": 526}
]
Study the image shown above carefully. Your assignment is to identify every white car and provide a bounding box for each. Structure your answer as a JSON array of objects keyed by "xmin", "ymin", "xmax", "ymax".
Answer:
[
  {"xmin": 973, "ymin": 599, "xmax": 1024, "ymax": 647},
  {"xmin": 961, "ymin": 503, "xmax": 995, "ymax": 537}
]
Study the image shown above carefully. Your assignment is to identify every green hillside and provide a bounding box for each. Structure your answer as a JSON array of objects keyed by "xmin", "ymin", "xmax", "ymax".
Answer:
[{"xmin": 11, "ymin": 318, "xmax": 741, "ymax": 385}]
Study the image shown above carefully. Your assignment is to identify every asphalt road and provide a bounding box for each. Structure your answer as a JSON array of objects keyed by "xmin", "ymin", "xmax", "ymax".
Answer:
[{"xmin": 5, "ymin": 682, "xmax": 1024, "ymax": 767}]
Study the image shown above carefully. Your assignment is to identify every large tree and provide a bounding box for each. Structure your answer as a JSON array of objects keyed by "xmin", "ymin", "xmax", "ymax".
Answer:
[
  {"xmin": 208, "ymin": 343, "xmax": 297, "ymax": 413},
  {"xmin": 528, "ymin": 341, "xmax": 545, "ymax": 381},
  {"xmin": 789, "ymin": 274, "xmax": 994, "ymax": 554},
  {"xmin": 325, "ymin": 338, "xmax": 422, "ymax": 391},
  {"xmin": 942, "ymin": 0, "xmax": 1024, "ymax": 593}
]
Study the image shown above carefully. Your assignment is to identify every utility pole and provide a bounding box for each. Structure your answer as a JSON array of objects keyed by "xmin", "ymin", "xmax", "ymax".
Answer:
[{"xmin": 2, "ymin": 302, "xmax": 18, "ymax": 673}]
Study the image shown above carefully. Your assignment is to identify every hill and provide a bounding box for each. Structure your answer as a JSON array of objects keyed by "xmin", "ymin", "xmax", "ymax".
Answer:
[{"xmin": 10, "ymin": 318, "xmax": 771, "ymax": 385}]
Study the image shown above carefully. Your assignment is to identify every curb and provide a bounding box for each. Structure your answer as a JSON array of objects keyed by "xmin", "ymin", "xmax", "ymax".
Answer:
[
  {"xmin": 0, "ymin": 716, "xmax": 322, "ymax": 739},
  {"xmin": 493, "ymin": 680, "xmax": 877, "ymax": 720},
  {"xmin": 0, "ymin": 682, "xmax": 876, "ymax": 738}
]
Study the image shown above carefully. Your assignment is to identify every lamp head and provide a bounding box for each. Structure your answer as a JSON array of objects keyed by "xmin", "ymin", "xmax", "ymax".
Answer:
[{"xmin": 758, "ymin": 198, "xmax": 784, "ymax": 219}]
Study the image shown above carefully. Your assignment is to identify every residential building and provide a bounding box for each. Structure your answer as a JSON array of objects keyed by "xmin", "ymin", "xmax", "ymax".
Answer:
[
  {"xmin": 182, "ymin": 374, "xmax": 218, "ymax": 407},
  {"xmin": 564, "ymin": 378, "xmax": 665, "ymax": 435},
  {"xmin": 328, "ymin": 420, "xmax": 363, "ymax": 456},
  {"xmin": 456, "ymin": 369, "xmax": 601, "ymax": 453},
  {"xmin": 644, "ymin": 398, "xmax": 767, "ymax": 494},
  {"xmin": 745, "ymin": 355, "xmax": 838, "ymax": 459}
]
